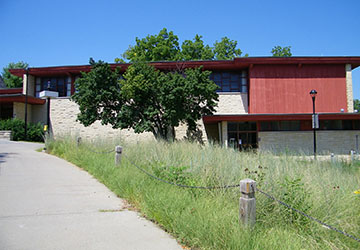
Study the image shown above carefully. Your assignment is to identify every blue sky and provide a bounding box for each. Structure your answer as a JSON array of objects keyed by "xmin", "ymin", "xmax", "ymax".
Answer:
[{"xmin": 1, "ymin": 0, "xmax": 359, "ymax": 99}]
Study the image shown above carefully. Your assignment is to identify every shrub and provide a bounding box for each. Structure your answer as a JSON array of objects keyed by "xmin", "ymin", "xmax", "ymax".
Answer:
[{"xmin": 0, "ymin": 118, "xmax": 44, "ymax": 142}]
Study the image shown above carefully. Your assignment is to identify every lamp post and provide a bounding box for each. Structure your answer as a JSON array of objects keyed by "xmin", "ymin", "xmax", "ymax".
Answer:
[
  {"xmin": 39, "ymin": 80, "xmax": 58, "ymax": 134},
  {"xmin": 310, "ymin": 89, "xmax": 318, "ymax": 159}
]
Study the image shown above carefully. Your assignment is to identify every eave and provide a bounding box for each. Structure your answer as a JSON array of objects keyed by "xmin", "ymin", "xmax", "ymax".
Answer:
[
  {"xmin": 9, "ymin": 56, "xmax": 360, "ymax": 77},
  {"xmin": 203, "ymin": 113, "xmax": 360, "ymax": 123},
  {"xmin": 0, "ymin": 94, "xmax": 46, "ymax": 105}
]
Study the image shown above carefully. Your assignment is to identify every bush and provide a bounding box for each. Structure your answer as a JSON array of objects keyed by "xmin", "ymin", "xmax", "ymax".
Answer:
[{"xmin": 0, "ymin": 118, "xmax": 44, "ymax": 142}]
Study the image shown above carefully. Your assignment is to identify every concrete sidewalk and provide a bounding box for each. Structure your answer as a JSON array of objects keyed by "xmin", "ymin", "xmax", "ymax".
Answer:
[{"xmin": 0, "ymin": 140, "xmax": 182, "ymax": 250}]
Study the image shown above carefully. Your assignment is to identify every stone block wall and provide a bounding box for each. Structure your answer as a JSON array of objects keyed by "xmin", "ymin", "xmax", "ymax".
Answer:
[
  {"xmin": 258, "ymin": 130, "xmax": 360, "ymax": 154},
  {"xmin": 215, "ymin": 93, "xmax": 248, "ymax": 114},
  {"xmin": 49, "ymin": 98, "xmax": 154, "ymax": 142},
  {"xmin": 13, "ymin": 102, "xmax": 32, "ymax": 122},
  {"xmin": 48, "ymin": 92, "xmax": 244, "ymax": 143}
]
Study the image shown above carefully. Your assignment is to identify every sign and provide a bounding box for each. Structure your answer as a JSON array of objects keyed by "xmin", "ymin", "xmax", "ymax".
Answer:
[{"xmin": 312, "ymin": 114, "xmax": 319, "ymax": 129}]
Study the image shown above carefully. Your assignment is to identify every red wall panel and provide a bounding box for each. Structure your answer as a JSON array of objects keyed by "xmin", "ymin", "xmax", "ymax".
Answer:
[{"xmin": 249, "ymin": 64, "xmax": 347, "ymax": 114}]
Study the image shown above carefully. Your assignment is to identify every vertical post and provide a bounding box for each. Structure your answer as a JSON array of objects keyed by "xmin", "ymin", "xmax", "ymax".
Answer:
[
  {"xmin": 46, "ymin": 97, "xmax": 51, "ymax": 135},
  {"xmin": 312, "ymin": 96, "xmax": 317, "ymax": 159},
  {"xmin": 77, "ymin": 137, "xmax": 82, "ymax": 147},
  {"xmin": 24, "ymin": 70, "xmax": 29, "ymax": 140},
  {"xmin": 115, "ymin": 146, "xmax": 122, "ymax": 165},
  {"xmin": 331, "ymin": 153, "xmax": 335, "ymax": 163},
  {"xmin": 239, "ymin": 178, "xmax": 256, "ymax": 227},
  {"xmin": 350, "ymin": 150, "xmax": 355, "ymax": 162},
  {"xmin": 356, "ymin": 135, "xmax": 359, "ymax": 155}
]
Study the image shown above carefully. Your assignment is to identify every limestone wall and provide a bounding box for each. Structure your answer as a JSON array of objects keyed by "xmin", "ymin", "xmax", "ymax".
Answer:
[
  {"xmin": 49, "ymin": 98, "xmax": 154, "ymax": 142},
  {"xmin": 215, "ymin": 93, "xmax": 248, "ymax": 114},
  {"xmin": 22, "ymin": 74, "xmax": 35, "ymax": 96},
  {"xmin": 258, "ymin": 130, "xmax": 360, "ymax": 154},
  {"xmin": 345, "ymin": 64, "xmax": 354, "ymax": 112},
  {"xmin": 47, "ymin": 92, "xmax": 243, "ymax": 143},
  {"xmin": 13, "ymin": 102, "xmax": 32, "ymax": 122}
]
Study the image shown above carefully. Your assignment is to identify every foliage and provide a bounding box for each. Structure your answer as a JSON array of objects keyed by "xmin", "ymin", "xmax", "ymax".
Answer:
[
  {"xmin": 118, "ymin": 28, "xmax": 246, "ymax": 62},
  {"xmin": 1, "ymin": 61, "xmax": 28, "ymax": 88},
  {"xmin": 180, "ymin": 34, "xmax": 214, "ymax": 61},
  {"xmin": 72, "ymin": 59, "xmax": 219, "ymax": 141},
  {"xmin": 354, "ymin": 99, "xmax": 360, "ymax": 111},
  {"xmin": 213, "ymin": 37, "xmax": 243, "ymax": 60},
  {"xmin": 278, "ymin": 177, "xmax": 312, "ymax": 227},
  {"xmin": 48, "ymin": 138, "xmax": 360, "ymax": 250},
  {"xmin": 271, "ymin": 46, "xmax": 292, "ymax": 57},
  {"xmin": 0, "ymin": 118, "xmax": 44, "ymax": 142},
  {"xmin": 71, "ymin": 58, "xmax": 122, "ymax": 127},
  {"xmin": 122, "ymin": 28, "xmax": 181, "ymax": 62}
]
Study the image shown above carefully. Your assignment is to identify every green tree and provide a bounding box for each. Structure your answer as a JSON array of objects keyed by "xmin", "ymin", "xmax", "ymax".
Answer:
[
  {"xmin": 213, "ymin": 37, "xmax": 242, "ymax": 60},
  {"xmin": 354, "ymin": 99, "xmax": 360, "ymax": 111},
  {"xmin": 1, "ymin": 61, "xmax": 29, "ymax": 88},
  {"xmin": 72, "ymin": 59, "xmax": 219, "ymax": 141},
  {"xmin": 271, "ymin": 46, "xmax": 292, "ymax": 57},
  {"xmin": 117, "ymin": 28, "xmax": 247, "ymax": 62},
  {"xmin": 122, "ymin": 28, "xmax": 181, "ymax": 62},
  {"xmin": 180, "ymin": 34, "xmax": 214, "ymax": 61}
]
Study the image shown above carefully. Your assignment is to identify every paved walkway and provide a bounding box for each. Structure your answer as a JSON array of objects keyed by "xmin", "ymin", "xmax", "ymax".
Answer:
[{"xmin": 0, "ymin": 140, "xmax": 182, "ymax": 250}]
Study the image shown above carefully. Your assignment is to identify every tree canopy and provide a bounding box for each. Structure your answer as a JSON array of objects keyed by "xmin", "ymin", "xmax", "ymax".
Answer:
[
  {"xmin": 271, "ymin": 46, "xmax": 292, "ymax": 57},
  {"xmin": 116, "ymin": 28, "xmax": 246, "ymax": 62},
  {"xmin": 72, "ymin": 59, "xmax": 219, "ymax": 141},
  {"xmin": 1, "ymin": 61, "xmax": 28, "ymax": 88},
  {"xmin": 354, "ymin": 99, "xmax": 360, "ymax": 111}
]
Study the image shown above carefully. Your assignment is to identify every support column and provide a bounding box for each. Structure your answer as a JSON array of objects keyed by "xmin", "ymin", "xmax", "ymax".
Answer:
[
  {"xmin": 346, "ymin": 64, "xmax": 354, "ymax": 112},
  {"xmin": 221, "ymin": 121, "xmax": 228, "ymax": 147}
]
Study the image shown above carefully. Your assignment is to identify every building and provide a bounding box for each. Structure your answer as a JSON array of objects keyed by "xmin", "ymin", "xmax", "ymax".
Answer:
[{"xmin": 2, "ymin": 57, "xmax": 360, "ymax": 154}]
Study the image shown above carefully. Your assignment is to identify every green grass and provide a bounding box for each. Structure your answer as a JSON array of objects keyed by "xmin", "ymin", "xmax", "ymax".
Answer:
[{"xmin": 46, "ymin": 137, "xmax": 360, "ymax": 249}]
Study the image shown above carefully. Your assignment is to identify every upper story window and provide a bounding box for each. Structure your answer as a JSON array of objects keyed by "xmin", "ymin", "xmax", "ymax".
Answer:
[
  {"xmin": 210, "ymin": 70, "xmax": 248, "ymax": 92},
  {"xmin": 35, "ymin": 76, "xmax": 72, "ymax": 97}
]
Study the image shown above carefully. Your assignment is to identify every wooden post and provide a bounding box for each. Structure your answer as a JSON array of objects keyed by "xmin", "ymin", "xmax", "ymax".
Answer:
[
  {"xmin": 350, "ymin": 150, "xmax": 355, "ymax": 162},
  {"xmin": 77, "ymin": 137, "xmax": 82, "ymax": 147},
  {"xmin": 115, "ymin": 146, "xmax": 122, "ymax": 165},
  {"xmin": 239, "ymin": 178, "xmax": 256, "ymax": 227}
]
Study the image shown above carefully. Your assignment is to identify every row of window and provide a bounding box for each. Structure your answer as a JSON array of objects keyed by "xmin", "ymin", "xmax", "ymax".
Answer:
[
  {"xmin": 260, "ymin": 120, "xmax": 360, "ymax": 131},
  {"xmin": 35, "ymin": 77, "xmax": 72, "ymax": 97},
  {"xmin": 35, "ymin": 70, "xmax": 249, "ymax": 97},
  {"xmin": 228, "ymin": 120, "xmax": 360, "ymax": 132}
]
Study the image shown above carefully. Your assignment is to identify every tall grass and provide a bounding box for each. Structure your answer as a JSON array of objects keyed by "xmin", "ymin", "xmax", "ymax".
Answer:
[{"xmin": 47, "ymin": 137, "xmax": 360, "ymax": 249}]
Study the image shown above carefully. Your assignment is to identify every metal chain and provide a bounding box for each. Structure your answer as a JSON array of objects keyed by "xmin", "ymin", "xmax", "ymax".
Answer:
[
  {"xmin": 256, "ymin": 187, "xmax": 360, "ymax": 243},
  {"xmin": 123, "ymin": 155, "xmax": 240, "ymax": 190}
]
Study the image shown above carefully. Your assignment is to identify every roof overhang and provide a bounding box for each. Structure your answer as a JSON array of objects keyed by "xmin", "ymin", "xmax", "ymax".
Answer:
[
  {"xmin": 0, "ymin": 94, "xmax": 46, "ymax": 105},
  {"xmin": 0, "ymin": 88, "xmax": 23, "ymax": 94},
  {"xmin": 203, "ymin": 113, "xmax": 360, "ymax": 123},
  {"xmin": 9, "ymin": 57, "xmax": 360, "ymax": 77}
]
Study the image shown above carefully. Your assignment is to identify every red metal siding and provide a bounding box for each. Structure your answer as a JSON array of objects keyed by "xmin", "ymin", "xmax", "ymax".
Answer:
[{"xmin": 249, "ymin": 64, "xmax": 347, "ymax": 114}]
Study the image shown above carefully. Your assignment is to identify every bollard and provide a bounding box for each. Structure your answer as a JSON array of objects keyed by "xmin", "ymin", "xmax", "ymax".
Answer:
[
  {"xmin": 239, "ymin": 178, "xmax": 256, "ymax": 227},
  {"xmin": 115, "ymin": 146, "xmax": 122, "ymax": 165},
  {"xmin": 331, "ymin": 153, "xmax": 335, "ymax": 163},
  {"xmin": 350, "ymin": 150, "xmax": 355, "ymax": 162},
  {"xmin": 77, "ymin": 137, "xmax": 82, "ymax": 147}
]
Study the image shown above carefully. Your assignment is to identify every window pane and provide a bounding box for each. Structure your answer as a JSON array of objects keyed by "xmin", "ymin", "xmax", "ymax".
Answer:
[
  {"xmin": 343, "ymin": 120, "xmax": 353, "ymax": 130},
  {"xmin": 228, "ymin": 123, "xmax": 237, "ymax": 131},
  {"xmin": 222, "ymin": 85, "xmax": 230, "ymax": 91}
]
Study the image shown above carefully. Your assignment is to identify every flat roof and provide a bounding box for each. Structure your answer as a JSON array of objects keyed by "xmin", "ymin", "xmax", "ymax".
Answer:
[{"xmin": 9, "ymin": 56, "xmax": 360, "ymax": 77}]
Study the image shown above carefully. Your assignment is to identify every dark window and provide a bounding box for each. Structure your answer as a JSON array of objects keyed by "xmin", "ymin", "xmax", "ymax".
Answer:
[
  {"xmin": 0, "ymin": 103, "xmax": 13, "ymax": 120},
  {"xmin": 227, "ymin": 122, "xmax": 257, "ymax": 150},
  {"xmin": 280, "ymin": 121, "xmax": 300, "ymax": 131},
  {"xmin": 260, "ymin": 121, "xmax": 300, "ymax": 131},
  {"xmin": 36, "ymin": 76, "xmax": 71, "ymax": 97},
  {"xmin": 320, "ymin": 120, "xmax": 342, "ymax": 130},
  {"xmin": 210, "ymin": 70, "xmax": 247, "ymax": 92}
]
